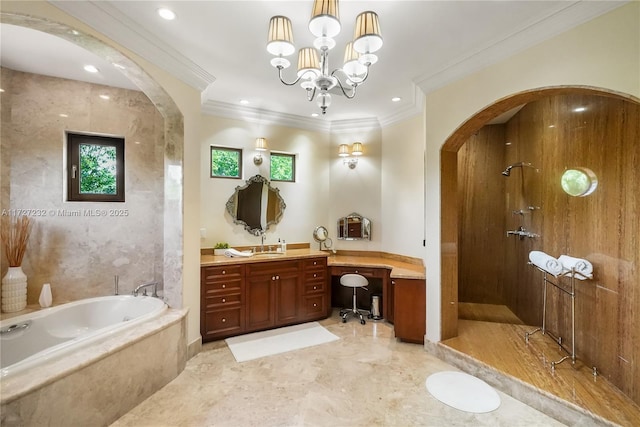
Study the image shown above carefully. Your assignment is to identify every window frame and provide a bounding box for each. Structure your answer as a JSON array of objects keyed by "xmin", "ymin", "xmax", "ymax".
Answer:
[
  {"xmin": 210, "ymin": 146, "xmax": 243, "ymax": 179},
  {"xmin": 270, "ymin": 152, "xmax": 296, "ymax": 182},
  {"xmin": 67, "ymin": 132, "xmax": 125, "ymax": 202}
]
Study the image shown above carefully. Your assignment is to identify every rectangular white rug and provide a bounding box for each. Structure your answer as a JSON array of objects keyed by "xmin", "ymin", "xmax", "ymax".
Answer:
[{"xmin": 225, "ymin": 321, "xmax": 339, "ymax": 363}]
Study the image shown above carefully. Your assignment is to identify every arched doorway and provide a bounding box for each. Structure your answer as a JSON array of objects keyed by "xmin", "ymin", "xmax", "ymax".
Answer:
[{"xmin": 439, "ymin": 85, "xmax": 640, "ymax": 411}]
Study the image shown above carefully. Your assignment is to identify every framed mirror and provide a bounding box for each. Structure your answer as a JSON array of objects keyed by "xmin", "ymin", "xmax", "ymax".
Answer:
[
  {"xmin": 225, "ymin": 175, "xmax": 286, "ymax": 235},
  {"xmin": 313, "ymin": 226, "xmax": 333, "ymax": 250},
  {"xmin": 337, "ymin": 213, "xmax": 371, "ymax": 240}
]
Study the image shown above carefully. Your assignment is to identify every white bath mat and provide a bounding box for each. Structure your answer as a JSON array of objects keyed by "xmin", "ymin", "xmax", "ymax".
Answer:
[
  {"xmin": 225, "ymin": 322, "xmax": 339, "ymax": 363},
  {"xmin": 425, "ymin": 371, "xmax": 501, "ymax": 413}
]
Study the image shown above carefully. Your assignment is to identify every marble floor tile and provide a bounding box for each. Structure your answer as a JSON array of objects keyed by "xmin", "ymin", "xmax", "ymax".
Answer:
[{"xmin": 112, "ymin": 312, "xmax": 565, "ymax": 427}]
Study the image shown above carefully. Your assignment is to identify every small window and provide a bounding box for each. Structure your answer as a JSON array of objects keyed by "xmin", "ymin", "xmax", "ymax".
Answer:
[
  {"xmin": 270, "ymin": 153, "xmax": 295, "ymax": 182},
  {"xmin": 67, "ymin": 132, "xmax": 125, "ymax": 202},
  {"xmin": 211, "ymin": 146, "xmax": 242, "ymax": 179}
]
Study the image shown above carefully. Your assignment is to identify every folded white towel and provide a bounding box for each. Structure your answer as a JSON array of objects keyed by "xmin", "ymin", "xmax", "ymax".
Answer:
[
  {"xmin": 558, "ymin": 255, "xmax": 593, "ymax": 279},
  {"xmin": 224, "ymin": 248, "xmax": 253, "ymax": 258},
  {"xmin": 529, "ymin": 251, "xmax": 563, "ymax": 275}
]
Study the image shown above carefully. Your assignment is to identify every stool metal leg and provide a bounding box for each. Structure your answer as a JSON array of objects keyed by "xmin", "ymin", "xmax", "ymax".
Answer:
[{"xmin": 339, "ymin": 287, "xmax": 369, "ymax": 325}]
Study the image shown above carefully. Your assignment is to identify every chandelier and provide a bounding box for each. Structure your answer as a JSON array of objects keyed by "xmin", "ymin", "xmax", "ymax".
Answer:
[{"xmin": 266, "ymin": 0, "xmax": 382, "ymax": 115}]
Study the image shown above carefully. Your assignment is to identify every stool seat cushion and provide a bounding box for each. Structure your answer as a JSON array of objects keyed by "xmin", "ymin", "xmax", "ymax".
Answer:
[{"xmin": 340, "ymin": 273, "xmax": 368, "ymax": 288}]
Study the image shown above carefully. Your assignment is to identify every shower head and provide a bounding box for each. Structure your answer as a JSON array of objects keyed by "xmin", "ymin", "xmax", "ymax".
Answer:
[{"xmin": 501, "ymin": 162, "xmax": 533, "ymax": 177}]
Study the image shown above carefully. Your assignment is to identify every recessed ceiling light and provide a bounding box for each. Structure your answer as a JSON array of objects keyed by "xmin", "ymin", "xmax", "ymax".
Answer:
[
  {"xmin": 391, "ymin": 97, "xmax": 401, "ymax": 102},
  {"xmin": 573, "ymin": 107, "xmax": 587, "ymax": 112},
  {"xmin": 134, "ymin": 141, "xmax": 142, "ymax": 145},
  {"xmin": 311, "ymin": 113, "xmax": 319, "ymax": 117},
  {"xmin": 59, "ymin": 113, "xmax": 69, "ymax": 118},
  {"xmin": 99, "ymin": 94, "xmax": 110, "ymax": 100},
  {"xmin": 239, "ymin": 99, "xmax": 249, "ymax": 105},
  {"xmin": 83, "ymin": 65, "xmax": 99, "ymax": 73},
  {"xmin": 158, "ymin": 8, "xmax": 176, "ymax": 20}
]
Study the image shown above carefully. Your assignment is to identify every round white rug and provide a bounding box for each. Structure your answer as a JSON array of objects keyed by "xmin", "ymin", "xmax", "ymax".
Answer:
[{"xmin": 425, "ymin": 371, "xmax": 501, "ymax": 413}]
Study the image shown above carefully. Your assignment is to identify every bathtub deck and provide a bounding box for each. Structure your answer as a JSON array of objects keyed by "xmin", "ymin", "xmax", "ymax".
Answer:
[{"xmin": 442, "ymin": 318, "xmax": 640, "ymax": 426}]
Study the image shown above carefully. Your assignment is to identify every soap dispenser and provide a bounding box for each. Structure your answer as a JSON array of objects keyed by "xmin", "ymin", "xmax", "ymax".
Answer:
[{"xmin": 281, "ymin": 239, "xmax": 287, "ymax": 253}]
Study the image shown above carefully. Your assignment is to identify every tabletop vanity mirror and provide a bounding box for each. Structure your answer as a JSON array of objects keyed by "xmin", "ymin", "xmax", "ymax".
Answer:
[
  {"xmin": 337, "ymin": 213, "xmax": 371, "ymax": 240},
  {"xmin": 225, "ymin": 175, "xmax": 286, "ymax": 235},
  {"xmin": 313, "ymin": 225, "xmax": 333, "ymax": 250}
]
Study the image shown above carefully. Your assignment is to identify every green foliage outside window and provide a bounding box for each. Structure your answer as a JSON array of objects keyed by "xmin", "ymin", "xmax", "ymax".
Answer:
[
  {"xmin": 79, "ymin": 144, "xmax": 117, "ymax": 194},
  {"xmin": 211, "ymin": 147, "xmax": 242, "ymax": 178},
  {"xmin": 270, "ymin": 153, "xmax": 295, "ymax": 182}
]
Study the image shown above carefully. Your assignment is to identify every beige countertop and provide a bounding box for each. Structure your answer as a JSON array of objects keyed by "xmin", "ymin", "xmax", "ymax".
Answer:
[{"xmin": 201, "ymin": 248, "xmax": 425, "ymax": 280}]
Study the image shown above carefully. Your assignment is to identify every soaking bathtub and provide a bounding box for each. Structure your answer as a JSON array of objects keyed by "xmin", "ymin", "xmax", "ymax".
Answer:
[
  {"xmin": 1, "ymin": 295, "xmax": 187, "ymax": 426},
  {"xmin": 0, "ymin": 295, "xmax": 167, "ymax": 378}
]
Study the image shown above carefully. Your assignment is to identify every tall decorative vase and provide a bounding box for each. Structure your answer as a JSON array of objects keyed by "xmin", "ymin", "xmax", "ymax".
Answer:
[{"xmin": 2, "ymin": 266, "xmax": 28, "ymax": 313}]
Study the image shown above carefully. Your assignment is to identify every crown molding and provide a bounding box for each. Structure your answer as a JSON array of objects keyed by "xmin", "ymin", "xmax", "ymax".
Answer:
[
  {"xmin": 330, "ymin": 117, "xmax": 381, "ymax": 133},
  {"xmin": 201, "ymin": 100, "xmax": 331, "ymax": 133},
  {"xmin": 50, "ymin": 0, "xmax": 215, "ymax": 91},
  {"xmin": 378, "ymin": 85, "xmax": 424, "ymax": 128},
  {"xmin": 415, "ymin": 0, "xmax": 627, "ymax": 95}
]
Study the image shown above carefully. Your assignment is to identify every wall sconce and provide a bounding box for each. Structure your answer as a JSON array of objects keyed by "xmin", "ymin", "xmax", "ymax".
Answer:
[
  {"xmin": 338, "ymin": 142, "xmax": 364, "ymax": 169},
  {"xmin": 254, "ymin": 137, "xmax": 268, "ymax": 165}
]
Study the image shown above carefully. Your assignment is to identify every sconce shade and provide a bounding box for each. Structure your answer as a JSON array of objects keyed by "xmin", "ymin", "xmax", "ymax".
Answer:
[
  {"xmin": 351, "ymin": 142, "xmax": 363, "ymax": 156},
  {"xmin": 309, "ymin": 0, "xmax": 341, "ymax": 38},
  {"xmin": 353, "ymin": 11, "xmax": 383, "ymax": 54},
  {"xmin": 255, "ymin": 137, "xmax": 268, "ymax": 151},
  {"xmin": 297, "ymin": 47, "xmax": 320, "ymax": 78},
  {"xmin": 338, "ymin": 144, "xmax": 350, "ymax": 157},
  {"xmin": 267, "ymin": 16, "xmax": 295, "ymax": 56}
]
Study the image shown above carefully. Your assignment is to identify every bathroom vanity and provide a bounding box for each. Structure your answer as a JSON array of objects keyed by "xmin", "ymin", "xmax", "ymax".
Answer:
[{"xmin": 200, "ymin": 248, "xmax": 425, "ymax": 343}]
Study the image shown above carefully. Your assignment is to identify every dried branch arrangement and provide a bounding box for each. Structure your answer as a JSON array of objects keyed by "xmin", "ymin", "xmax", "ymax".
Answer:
[{"xmin": 1, "ymin": 216, "xmax": 33, "ymax": 267}]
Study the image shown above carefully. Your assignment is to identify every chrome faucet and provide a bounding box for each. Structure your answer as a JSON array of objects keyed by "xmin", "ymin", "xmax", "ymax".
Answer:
[
  {"xmin": 133, "ymin": 282, "xmax": 159, "ymax": 297},
  {"xmin": 260, "ymin": 230, "xmax": 266, "ymax": 253}
]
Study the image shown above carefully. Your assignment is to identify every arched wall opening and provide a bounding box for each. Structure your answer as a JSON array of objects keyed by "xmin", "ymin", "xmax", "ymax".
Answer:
[
  {"xmin": 0, "ymin": 13, "xmax": 185, "ymax": 309},
  {"xmin": 439, "ymin": 85, "xmax": 640, "ymax": 405}
]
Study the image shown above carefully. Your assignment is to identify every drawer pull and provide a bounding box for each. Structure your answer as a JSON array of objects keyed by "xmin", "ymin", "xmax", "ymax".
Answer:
[
  {"xmin": 313, "ymin": 261, "xmax": 317, "ymax": 265},
  {"xmin": 222, "ymin": 270, "xmax": 226, "ymax": 275},
  {"xmin": 272, "ymin": 276, "xmax": 276, "ymax": 281},
  {"xmin": 222, "ymin": 284, "xmax": 226, "ymax": 289},
  {"xmin": 222, "ymin": 318, "xmax": 226, "ymax": 323},
  {"xmin": 355, "ymin": 270, "xmax": 358, "ymax": 273},
  {"xmin": 313, "ymin": 273, "xmax": 317, "ymax": 278},
  {"xmin": 313, "ymin": 286, "xmax": 317, "ymax": 290},
  {"xmin": 313, "ymin": 303, "xmax": 317, "ymax": 307},
  {"xmin": 222, "ymin": 298, "xmax": 226, "ymax": 303}
]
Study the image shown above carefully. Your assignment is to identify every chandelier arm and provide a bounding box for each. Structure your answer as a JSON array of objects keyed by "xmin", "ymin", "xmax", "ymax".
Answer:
[
  {"xmin": 332, "ymin": 76, "xmax": 358, "ymax": 99},
  {"xmin": 277, "ymin": 66, "xmax": 302, "ymax": 86}
]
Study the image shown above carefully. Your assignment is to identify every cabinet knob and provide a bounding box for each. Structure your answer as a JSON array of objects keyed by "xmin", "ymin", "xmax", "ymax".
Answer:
[
  {"xmin": 276, "ymin": 275, "xmax": 280, "ymax": 280},
  {"xmin": 222, "ymin": 270, "xmax": 226, "ymax": 274},
  {"xmin": 313, "ymin": 273, "xmax": 317, "ymax": 278},
  {"xmin": 222, "ymin": 298, "xmax": 226, "ymax": 303},
  {"xmin": 313, "ymin": 261, "xmax": 317, "ymax": 265},
  {"xmin": 313, "ymin": 286, "xmax": 317, "ymax": 290},
  {"xmin": 222, "ymin": 318, "xmax": 226, "ymax": 323},
  {"xmin": 313, "ymin": 303, "xmax": 317, "ymax": 307},
  {"xmin": 392, "ymin": 280, "xmax": 395, "ymax": 285},
  {"xmin": 222, "ymin": 284, "xmax": 226, "ymax": 288},
  {"xmin": 272, "ymin": 276, "xmax": 276, "ymax": 281},
  {"xmin": 355, "ymin": 270, "xmax": 358, "ymax": 273}
]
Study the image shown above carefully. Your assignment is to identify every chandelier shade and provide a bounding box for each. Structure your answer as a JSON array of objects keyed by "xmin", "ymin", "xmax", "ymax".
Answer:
[
  {"xmin": 353, "ymin": 11, "xmax": 383, "ymax": 54},
  {"xmin": 267, "ymin": 16, "xmax": 295, "ymax": 56},
  {"xmin": 309, "ymin": 0, "xmax": 341, "ymax": 38},
  {"xmin": 297, "ymin": 47, "xmax": 320, "ymax": 78},
  {"xmin": 266, "ymin": 1, "xmax": 381, "ymax": 115}
]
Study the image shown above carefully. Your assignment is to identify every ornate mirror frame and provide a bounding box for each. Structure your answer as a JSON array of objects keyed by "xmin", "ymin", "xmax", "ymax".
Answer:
[
  {"xmin": 337, "ymin": 212, "xmax": 371, "ymax": 240},
  {"xmin": 225, "ymin": 175, "xmax": 286, "ymax": 235}
]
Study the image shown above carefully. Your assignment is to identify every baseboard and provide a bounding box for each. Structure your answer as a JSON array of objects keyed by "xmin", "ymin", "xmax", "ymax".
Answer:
[{"xmin": 187, "ymin": 336, "xmax": 202, "ymax": 360}]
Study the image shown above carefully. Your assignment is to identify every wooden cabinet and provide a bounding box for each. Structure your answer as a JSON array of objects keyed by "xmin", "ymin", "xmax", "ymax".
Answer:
[
  {"xmin": 393, "ymin": 278, "xmax": 426, "ymax": 344},
  {"xmin": 246, "ymin": 260, "xmax": 300, "ymax": 331},
  {"xmin": 301, "ymin": 258, "xmax": 329, "ymax": 320},
  {"xmin": 200, "ymin": 265, "xmax": 245, "ymax": 341},
  {"xmin": 201, "ymin": 256, "xmax": 329, "ymax": 342}
]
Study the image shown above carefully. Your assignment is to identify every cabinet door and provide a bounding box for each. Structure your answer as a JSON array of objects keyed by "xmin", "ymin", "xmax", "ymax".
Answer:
[
  {"xmin": 393, "ymin": 278, "xmax": 426, "ymax": 344},
  {"xmin": 246, "ymin": 274, "xmax": 275, "ymax": 331},
  {"xmin": 275, "ymin": 270, "xmax": 299, "ymax": 325}
]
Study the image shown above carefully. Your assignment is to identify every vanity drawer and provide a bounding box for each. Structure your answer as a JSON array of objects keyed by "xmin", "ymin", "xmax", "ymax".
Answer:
[
  {"xmin": 331, "ymin": 266, "xmax": 385, "ymax": 278},
  {"xmin": 202, "ymin": 277, "xmax": 243, "ymax": 294},
  {"xmin": 304, "ymin": 282, "xmax": 325, "ymax": 295},
  {"xmin": 304, "ymin": 258, "xmax": 327, "ymax": 270},
  {"xmin": 202, "ymin": 265, "xmax": 244, "ymax": 283},
  {"xmin": 203, "ymin": 292, "xmax": 242, "ymax": 308},
  {"xmin": 202, "ymin": 306, "xmax": 243, "ymax": 337},
  {"xmin": 302, "ymin": 294, "xmax": 326, "ymax": 318},
  {"xmin": 304, "ymin": 270, "xmax": 325, "ymax": 282},
  {"xmin": 247, "ymin": 260, "xmax": 299, "ymax": 276}
]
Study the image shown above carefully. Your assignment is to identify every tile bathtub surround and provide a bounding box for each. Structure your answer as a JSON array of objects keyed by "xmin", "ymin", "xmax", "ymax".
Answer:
[
  {"xmin": 113, "ymin": 312, "xmax": 564, "ymax": 427},
  {"xmin": 1, "ymin": 68, "xmax": 165, "ymax": 304}
]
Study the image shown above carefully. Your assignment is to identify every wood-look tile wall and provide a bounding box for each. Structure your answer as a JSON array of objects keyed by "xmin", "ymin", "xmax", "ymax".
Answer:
[{"xmin": 458, "ymin": 94, "xmax": 640, "ymax": 404}]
